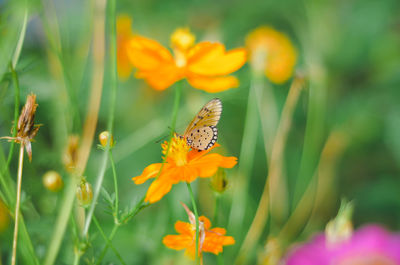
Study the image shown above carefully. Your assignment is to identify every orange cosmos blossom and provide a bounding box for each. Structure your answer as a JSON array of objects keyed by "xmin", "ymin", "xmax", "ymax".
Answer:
[
  {"xmin": 117, "ymin": 14, "xmax": 134, "ymax": 80},
  {"xmin": 125, "ymin": 28, "xmax": 247, "ymax": 92},
  {"xmin": 132, "ymin": 135, "xmax": 237, "ymax": 203},
  {"xmin": 163, "ymin": 202, "xmax": 235, "ymax": 259},
  {"xmin": 246, "ymin": 26, "xmax": 297, "ymax": 84}
]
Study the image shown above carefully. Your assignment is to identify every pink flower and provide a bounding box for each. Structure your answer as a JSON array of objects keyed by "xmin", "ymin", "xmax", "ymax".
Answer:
[{"xmin": 285, "ymin": 225, "xmax": 400, "ymax": 265}]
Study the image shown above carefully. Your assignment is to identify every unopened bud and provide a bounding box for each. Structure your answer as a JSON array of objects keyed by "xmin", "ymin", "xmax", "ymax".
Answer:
[
  {"xmin": 43, "ymin": 171, "xmax": 64, "ymax": 192},
  {"xmin": 76, "ymin": 179, "xmax": 93, "ymax": 208},
  {"xmin": 210, "ymin": 168, "xmax": 228, "ymax": 193},
  {"xmin": 63, "ymin": 135, "xmax": 79, "ymax": 173},
  {"xmin": 325, "ymin": 199, "xmax": 354, "ymax": 247},
  {"xmin": 99, "ymin": 131, "xmax": 114, "ymax": 148}
]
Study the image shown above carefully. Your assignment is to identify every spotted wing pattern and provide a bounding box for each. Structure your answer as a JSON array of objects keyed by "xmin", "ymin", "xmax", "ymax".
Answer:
[
  {"xmin": 183, "ymin": 98, "xmax": 222, "ymax": 150},
  {"xmin": 186, "ymin": 126, "xmax": 218, "ymax": 150}
]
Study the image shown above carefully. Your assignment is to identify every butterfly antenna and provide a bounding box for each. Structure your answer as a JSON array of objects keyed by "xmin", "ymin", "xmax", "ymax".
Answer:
[{"xmin": 155, "ymin": 134, "xmax": 169, "ymax": 144}]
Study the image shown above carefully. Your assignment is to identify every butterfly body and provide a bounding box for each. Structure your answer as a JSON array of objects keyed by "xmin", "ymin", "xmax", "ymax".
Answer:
[{"xmin": 182, "ymin": 98, "xmax": 222, "ymax": 151}]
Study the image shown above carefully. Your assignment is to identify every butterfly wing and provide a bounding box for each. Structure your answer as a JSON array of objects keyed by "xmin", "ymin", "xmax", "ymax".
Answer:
[
  {"xmin": 183, "ymin": 98, "xmax": 222, "ymax": 136},
  {"xmin": 186, "ymin": 126, "xmax": 218, "ymax": 150},
  {"xmin": 183, "ymin": 98, "xmax": 222, "ymax": 151}
]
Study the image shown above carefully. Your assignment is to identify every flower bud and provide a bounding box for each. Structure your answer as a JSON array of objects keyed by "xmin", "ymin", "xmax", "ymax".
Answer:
[
  {"xmin": 325, "ymin": 199, "xmax": 354, "ymax": 247},
  {"xmin": 210, "ymin": 168, "xmax": 228, "ymax": 193},
  {"xmin": 76, "ymin": 180, "xmax": 93, "ymax": 208},
  {"xmin": 63, "ymin": 135, "xmax": 79, "ymax": 173},
  {"xmin": 99, "ymin": 131, "xmax": 114, "ymax": 148},
  {"xmin": 43, "ymin": 171, "xmax": 64, "ymax": 192}
]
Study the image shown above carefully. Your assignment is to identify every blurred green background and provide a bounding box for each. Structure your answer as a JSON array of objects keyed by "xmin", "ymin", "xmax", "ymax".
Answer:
[{"xmin": 1, "ymin": 0, "xmax": 400, "ymax": 264}]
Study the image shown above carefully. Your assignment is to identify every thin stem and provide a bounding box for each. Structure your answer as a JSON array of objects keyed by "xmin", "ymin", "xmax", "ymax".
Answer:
[
  {"xmin": 186, "ymin": 182, "xmax": 200, "ymax": 264},
  {"xmin": 98, "ymin": 195, "xmax": 147, "ymax": 262},
  {"xmin": 7, "ymin": 63, "xmax": 21, "ymax": 169},
  {"xmin": 96, "ymin": 224, "xmax": 119, "ymax": 265},
  {"xmin": 82, "ymin": 0, "xmax": 116, "ymax": 236},
  {"xmin": 235, "ymin": 76, "xmax": 304, "ymax": 265},
  {"xmin": 228, "ymin": 72, "xmax": 260, "ymax": 231},
  {"xmin": 44, "ymin": 175, "xmax": 79, "ymax": 265},
  {"xmin": 12, "ymin": 7, "xmax": 28, "ymax": 68},
  {"xmin": 11, "ymin": 144, "xmax": 24, "ymax": 265},
  {"xmin": 72, "ymin": 251, "xmax": 81, "ymax": 265},
  {"xmin": 0, "ymin": 63, "xmax": 20, "ymax": 204},
  {"xmin": 109, "ymin": 150, "xmax": 119, "ymax": 221},
  {"xmin": 213, "ymin": 194, "xmax": 220, "ymax": 225},
  {"xmin": 93, "ymin": 216, "xmax": 126, "ymax": 265}
]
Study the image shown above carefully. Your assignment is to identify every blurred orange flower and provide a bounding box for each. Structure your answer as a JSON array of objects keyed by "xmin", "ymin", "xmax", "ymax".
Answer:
[
  {"xmin": 117, "ymin": 14, "xmax": 134, "ymax": 80},
  {"xmin": 163, "ymin": 202, "xmax": 235, "ymax": 259},
  {"xmin": 246, "ymin": 26, "xmax": 297, "ymax": 84},
  {"xmin": 125, "ymin": 28, "xmax": 247, "ymax": 92},
  {"xmin": 132, "ymin": 135, "xmax": 237, "ymax": 203}
]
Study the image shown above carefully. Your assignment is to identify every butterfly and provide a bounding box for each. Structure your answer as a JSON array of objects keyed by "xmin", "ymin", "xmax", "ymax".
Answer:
[{"xmin": 182, "ymin": 98, "xmax": 222, "ymax": 151}]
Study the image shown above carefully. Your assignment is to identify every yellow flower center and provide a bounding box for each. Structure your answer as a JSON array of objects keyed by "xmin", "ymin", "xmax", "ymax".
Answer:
[
  {"xmin": 162, "ymin": 135, "xmax": 190, "ymax": 166},
  {"xmin": 170, "ymin": 28, "xmax": 195, "ymax": 68}
]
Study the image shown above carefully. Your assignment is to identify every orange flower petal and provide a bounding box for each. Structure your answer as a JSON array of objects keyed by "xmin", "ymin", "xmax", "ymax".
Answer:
[
  {"xmin": 199, "ymin": 216, "xmax": 211, "ymax": 230},
  {"xmin": 117, "ymin": 15, "xmax": 133, "ymax": 37},
  {"xmin": 127, "ymin": 36, "xmax": 174, "ymax": 71},
  {"xmin": 190, "ymin": 154, "xmax": 237, "ymax": 178},
  {"xmin": 184, "ymin": 246, "xmax": 196, "ymax": 260},
  {"xmin": 187, "ymin": 75, "xmax": 239, "ymax": 93},
  {"xmin": 145, "ymin": 171, "xmax": 179, "ymax": 203},
  {"xmin": 132, "ymin": 163, "xmax": 162, "ymax": 184},
  {"xmin": 117, "ymin": 55, "xmax": 133, "ymax": 80},
  {"xmin": 209, "ymin": 227, "xmax": 227, "ymax": 235},
  {"xmin": 136, "ymin": 63, "xmax": 183, "ymax": 91},
  {"xmin": 187, "ymin": 42, "xmax": 247, "ymax": 76},
  {"xmin": 180, "ymin": 165, "xmax": 199, "ymax": 183},
  {"xmin": 116, "ymin": 15, "xmax": 134, "ymax": 80},
  {"xmin": 163, "ymin": 234, "xmax": 193, "ymax": 250},
  {"xmin": 187, "ymin": 143, "xmax": 219, "ymax": 161},
  {"xmin": 202, "ymin": 229, "xmax": 235, "ymax": 254},
  {"xmin": 218, "ymin": 156, "xmax": 238, "ymax": 168},
  {"xmin": 175, "ymin": 221, "xmax": 194, "ymax": 235}
]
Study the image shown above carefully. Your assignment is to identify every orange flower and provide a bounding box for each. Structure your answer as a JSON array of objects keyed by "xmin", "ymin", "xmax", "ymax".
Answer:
[
  {"xmin": 246, "ymin": 26, "xmax": 297, "ymax": 84},
  {"xmin": 132, "ymin": 135, "xmax": 237, "ymax": 203},
  {"xmin": 117, "ymin": 14, "xmax": 134, "ymax": 80},
  {"xmin": 163, "ymin": 202, "xmax": 235, "ymax": 259},
  {"xmin": 125, "ymin": 28, "xmax": 247, "ymax": 92}
]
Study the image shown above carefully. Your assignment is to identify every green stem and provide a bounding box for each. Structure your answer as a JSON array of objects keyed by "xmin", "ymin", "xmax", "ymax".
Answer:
[
  {"xmin": 83, "ymin": 0, "xmax": 117, "ymax": 236},
  {"xmin": 109, "ymin": 150, "xmax": 119, "ymax": 221},
  {"xmin": 12, "ymin": 7, "xmax": 28, "ymax": 68},
  {"xmin": 93, "ymin": 216, "xmax": 126, "ymax": 265},
  {"xmin": 72, "ymin": 251, "xmax": 81, "ymax": 265},
  {"xmin": 148, "ymin": 82, "xmax": 182, "ymax": 183},
  {"xmin": 213, "ymin": 194, "xmax": 220, "ymax": 225},
  {"xmin": 7, "ymin": 63, "xmax": 20, "ymax": 169},
  {"xmin": 228, "ymin": 74, "xmax": 260, "ymax": 231},
  {"xmin": 98, "ymin": 195, "xmax": 147, "ymax": 262},
  {"xmin": 11, "ymin": 144, "xmax": 24, "ymax": 265},
  {"xmin": 44, "ymin": 176, "xmax": 79, "ymax": 265},
  {"xmin": 292, "ymin": 77, "xmax": 326, "ymax": 209},
  {"xmin": 0, "ymin": 63, "xmax": 20, "ymax": 204},
  {"xmin": 96, "ymin": 224, "xmax": 119, "ymax": 265},
  {"xmin": 186, "ymin": 182, "xmax": 200, "ymax": 264}
]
